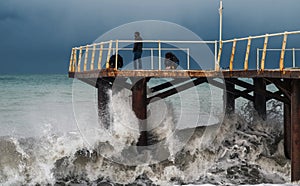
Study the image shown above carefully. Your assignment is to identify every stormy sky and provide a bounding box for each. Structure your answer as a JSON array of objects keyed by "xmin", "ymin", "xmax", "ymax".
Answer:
[{"xmin": 0, "ymin": 0, "xmax": 300, "ymax": 74}]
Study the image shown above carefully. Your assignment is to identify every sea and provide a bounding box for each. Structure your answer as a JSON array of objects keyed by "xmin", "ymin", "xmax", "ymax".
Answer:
[{"xmin": 0, "ymin": 74, "xmax": 299, "ymax": 186}]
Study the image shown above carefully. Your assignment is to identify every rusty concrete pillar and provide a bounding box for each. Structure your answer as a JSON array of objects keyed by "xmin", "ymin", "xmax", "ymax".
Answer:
[
  {"xmin": 132, "ymin": 78, "xmax": 148, "ymax": 146},
  {"xmin": 284, "ymin": 103, "xmax": 291, "ymax": 159},
  {"xmin": 291, "ymin": 79, "xmax": 300, "ymax": 182},
  {"xmin": 97, "ymin": 78, "xmax": 111, "ymax": 129},
  {"xmin": 224, "ymin": 79, "xmax": 235, "ymax": 114},
  {"xmin": 254, "ymin": 78, "xmax": 266, "ymax": 120}
]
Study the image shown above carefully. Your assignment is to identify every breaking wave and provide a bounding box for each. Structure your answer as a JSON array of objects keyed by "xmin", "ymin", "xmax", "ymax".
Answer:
[{"xmin": 0, "ymin": 89, "xmax": 294, "ymax": 185}]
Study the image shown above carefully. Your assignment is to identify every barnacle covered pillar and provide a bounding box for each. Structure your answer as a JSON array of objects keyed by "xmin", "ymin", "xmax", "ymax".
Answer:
[
  {"xmin": 131, "ymin": 78, "xmax": 148, "ymax": 146},
  {"xmin": 284, "ymin": 103, "xmax": 291, "ymax": 160},
  {"xmin": 97, "ymin": 78, "xmax": 112, "ymax": 129},
  {"xmin": 291, "ymin": 79, "xmax": 300, "ymax": 181},
  {"xmin": 224, "ymin": 79, "xmax": 235, "ymax": 114},
  {"xmin": 254, "ymin": 78, "xmax": 266, "ymax": 120}
]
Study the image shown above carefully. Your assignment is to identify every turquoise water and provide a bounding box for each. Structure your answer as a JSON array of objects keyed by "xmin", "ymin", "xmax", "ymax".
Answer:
[{"xmin": 0, "ymin": 74, "xmax": 76, "ymax": 137}]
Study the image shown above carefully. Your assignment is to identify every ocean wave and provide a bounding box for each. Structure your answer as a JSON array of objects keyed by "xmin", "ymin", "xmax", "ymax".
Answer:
[{"xmin": 0, "ymin": 98, "xmax": 293, "ymax": 185}]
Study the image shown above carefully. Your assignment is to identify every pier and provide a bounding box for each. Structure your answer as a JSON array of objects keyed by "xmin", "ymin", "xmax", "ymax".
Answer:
[{"xmin": 68, "ymin": 30, "xmax": 300, "ymax": 181}]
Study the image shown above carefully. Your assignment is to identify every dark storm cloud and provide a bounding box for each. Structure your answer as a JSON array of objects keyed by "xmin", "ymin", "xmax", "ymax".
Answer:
[
  {"xmin": 0, "ymin": 0, "xmax": 300, "ymax": 73},
  {"xmin": 0, "ymin": 1, "xmax": 20, "ymax": 21}
]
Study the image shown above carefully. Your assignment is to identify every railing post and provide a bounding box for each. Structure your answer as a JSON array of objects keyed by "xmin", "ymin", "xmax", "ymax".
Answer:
[
  {"xmin": 261, "ymin": 34, "xmax": 269, "ymax": 71},
  {"xmin": 244, "ymin": 37, "xmax": 252, "ymax": 71},
  {"xmin": 84, "ymin": 45, "xmax": 89, "ymax": 71},
  {"xmin": 98, "ymin": 44, "xmax": 103, "ymax": 70},
  {"xmin": 214, "ymin": 41, "xmax": 218, "ymax": 71},
  {"xmin": 151, "ymin": 48, "xmax": 154, "ymax": 70},
  {"xmin": 158, "ymin": 40, "xmax": 161, "ymax": 70},
  {"xmin": 217, "ymin": 41, "xmax": 223, "ymax": 71},
  {"xmin": 73, "ymin": 48, "xmax": 77, "ymax": 72},
  {"xmin": 229, "ymin": 39, "xmax": 237, "ymax": 71},
  {"xmin": 115, "ymin": 40, "xmax": 119, "ymax": 70},
  {"xmin": 69, "ymin": 48, "xmax": 74, "ymax": 72},
  {"xmin": 106, "ymin": 40, "xmax": 113, "ymax": 69},
  {"xmin": 293, "ymin": 48, "xmax": 296, "ymax": 68},
  {"xmin": 90, "ymin": 44, "xmax": 96, "ymax": 70},
  {"xmin": 187, "ymin": 48, "xmax": 190, "ymax": 70},
  {"xmin": 257, "ymin": 48, "xmax": 259, "ymax": 70},
  {"xmin": 77, "ymin": 46, "xmax": 83, "ymax": 72},
  {"xmin": 280, "ymin": 32, "xmax": 288, "ymax": 71}
]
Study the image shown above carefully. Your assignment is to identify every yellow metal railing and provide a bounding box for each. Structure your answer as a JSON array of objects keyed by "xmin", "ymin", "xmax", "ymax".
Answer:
[
  {"xmin": 68, "ymin": 40, "xmax": 203, "ymax": 72},
  {"xmin": 68, "ymin": 30, "xmax": 300, "ymax": 73},
  {"xmin": 221, "ymin": 30, "xmax": 300, "ymax": 71}
]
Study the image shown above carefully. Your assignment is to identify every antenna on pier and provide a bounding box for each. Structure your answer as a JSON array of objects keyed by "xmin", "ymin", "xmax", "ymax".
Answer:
[
  {"xmin": 219, "ymin": 0, "xmax": 223, "ymax": 43},
  {"xmin": 216, "ymin": 0, "xmax": 224, "ymax": 71}
]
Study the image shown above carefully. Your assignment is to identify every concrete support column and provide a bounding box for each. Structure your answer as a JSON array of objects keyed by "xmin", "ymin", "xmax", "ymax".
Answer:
[
  {"xmin": 132, "ymin": 78, "xmax": 148, "ymax": 146},
  {"xmin": 291, "ymin": 79, "xmax": 300, "ymax": 181},
  {"xmin": 97, "ymin": 78, "xmax": 111, "ymax": 129},
  {"xmin": 254, "ymin": 78, "xmax": 266, "ymax": 120}
]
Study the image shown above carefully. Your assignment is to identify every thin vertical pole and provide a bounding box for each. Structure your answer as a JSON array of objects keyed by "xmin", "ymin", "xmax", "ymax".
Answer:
[
  {"xmin": 257, "ymin": 48, "xmax": 259, "ymax": 70},
  {"xmin": 98, "ymin": 44, "xmax": 103, "ymax": 69},
  {"xmin": 158, "ymin": 41, "xmax": 161, "ymax": 70},
  {"xmin": 115, "ymin": 40, "xmax": 119, "ymax": 70},
  {"xmin": 151, "ymin": 48, "xmax": 154, "ymax": 70},
  {"xmin": 214, "ymin": 41, "xmax": 218, "ymax": 71},
  {"xmin": 187, "ymin": 48, "xmax": 190, "ymax": 70},
  {"xmin": 219, "ymin": 0, "xmax": 223, "ymax": 43},
  {"xmin": 218, "ymin": 0, "xmax": 223, "ymax": 71},
  {"xmin": 293, "ymin": 48, "xmax": 296, "ymax": 68}
]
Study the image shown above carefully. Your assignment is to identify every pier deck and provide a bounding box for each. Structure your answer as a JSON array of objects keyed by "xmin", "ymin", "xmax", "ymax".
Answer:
[{"xmin": 69, "ymin": 69, "xmax": 300, "ymax": 79}]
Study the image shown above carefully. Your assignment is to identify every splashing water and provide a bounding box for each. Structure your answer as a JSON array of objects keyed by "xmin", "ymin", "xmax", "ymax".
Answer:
[{"xmin": 0, "ymin": 89, "xmax": 293, "ymax": 185}]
